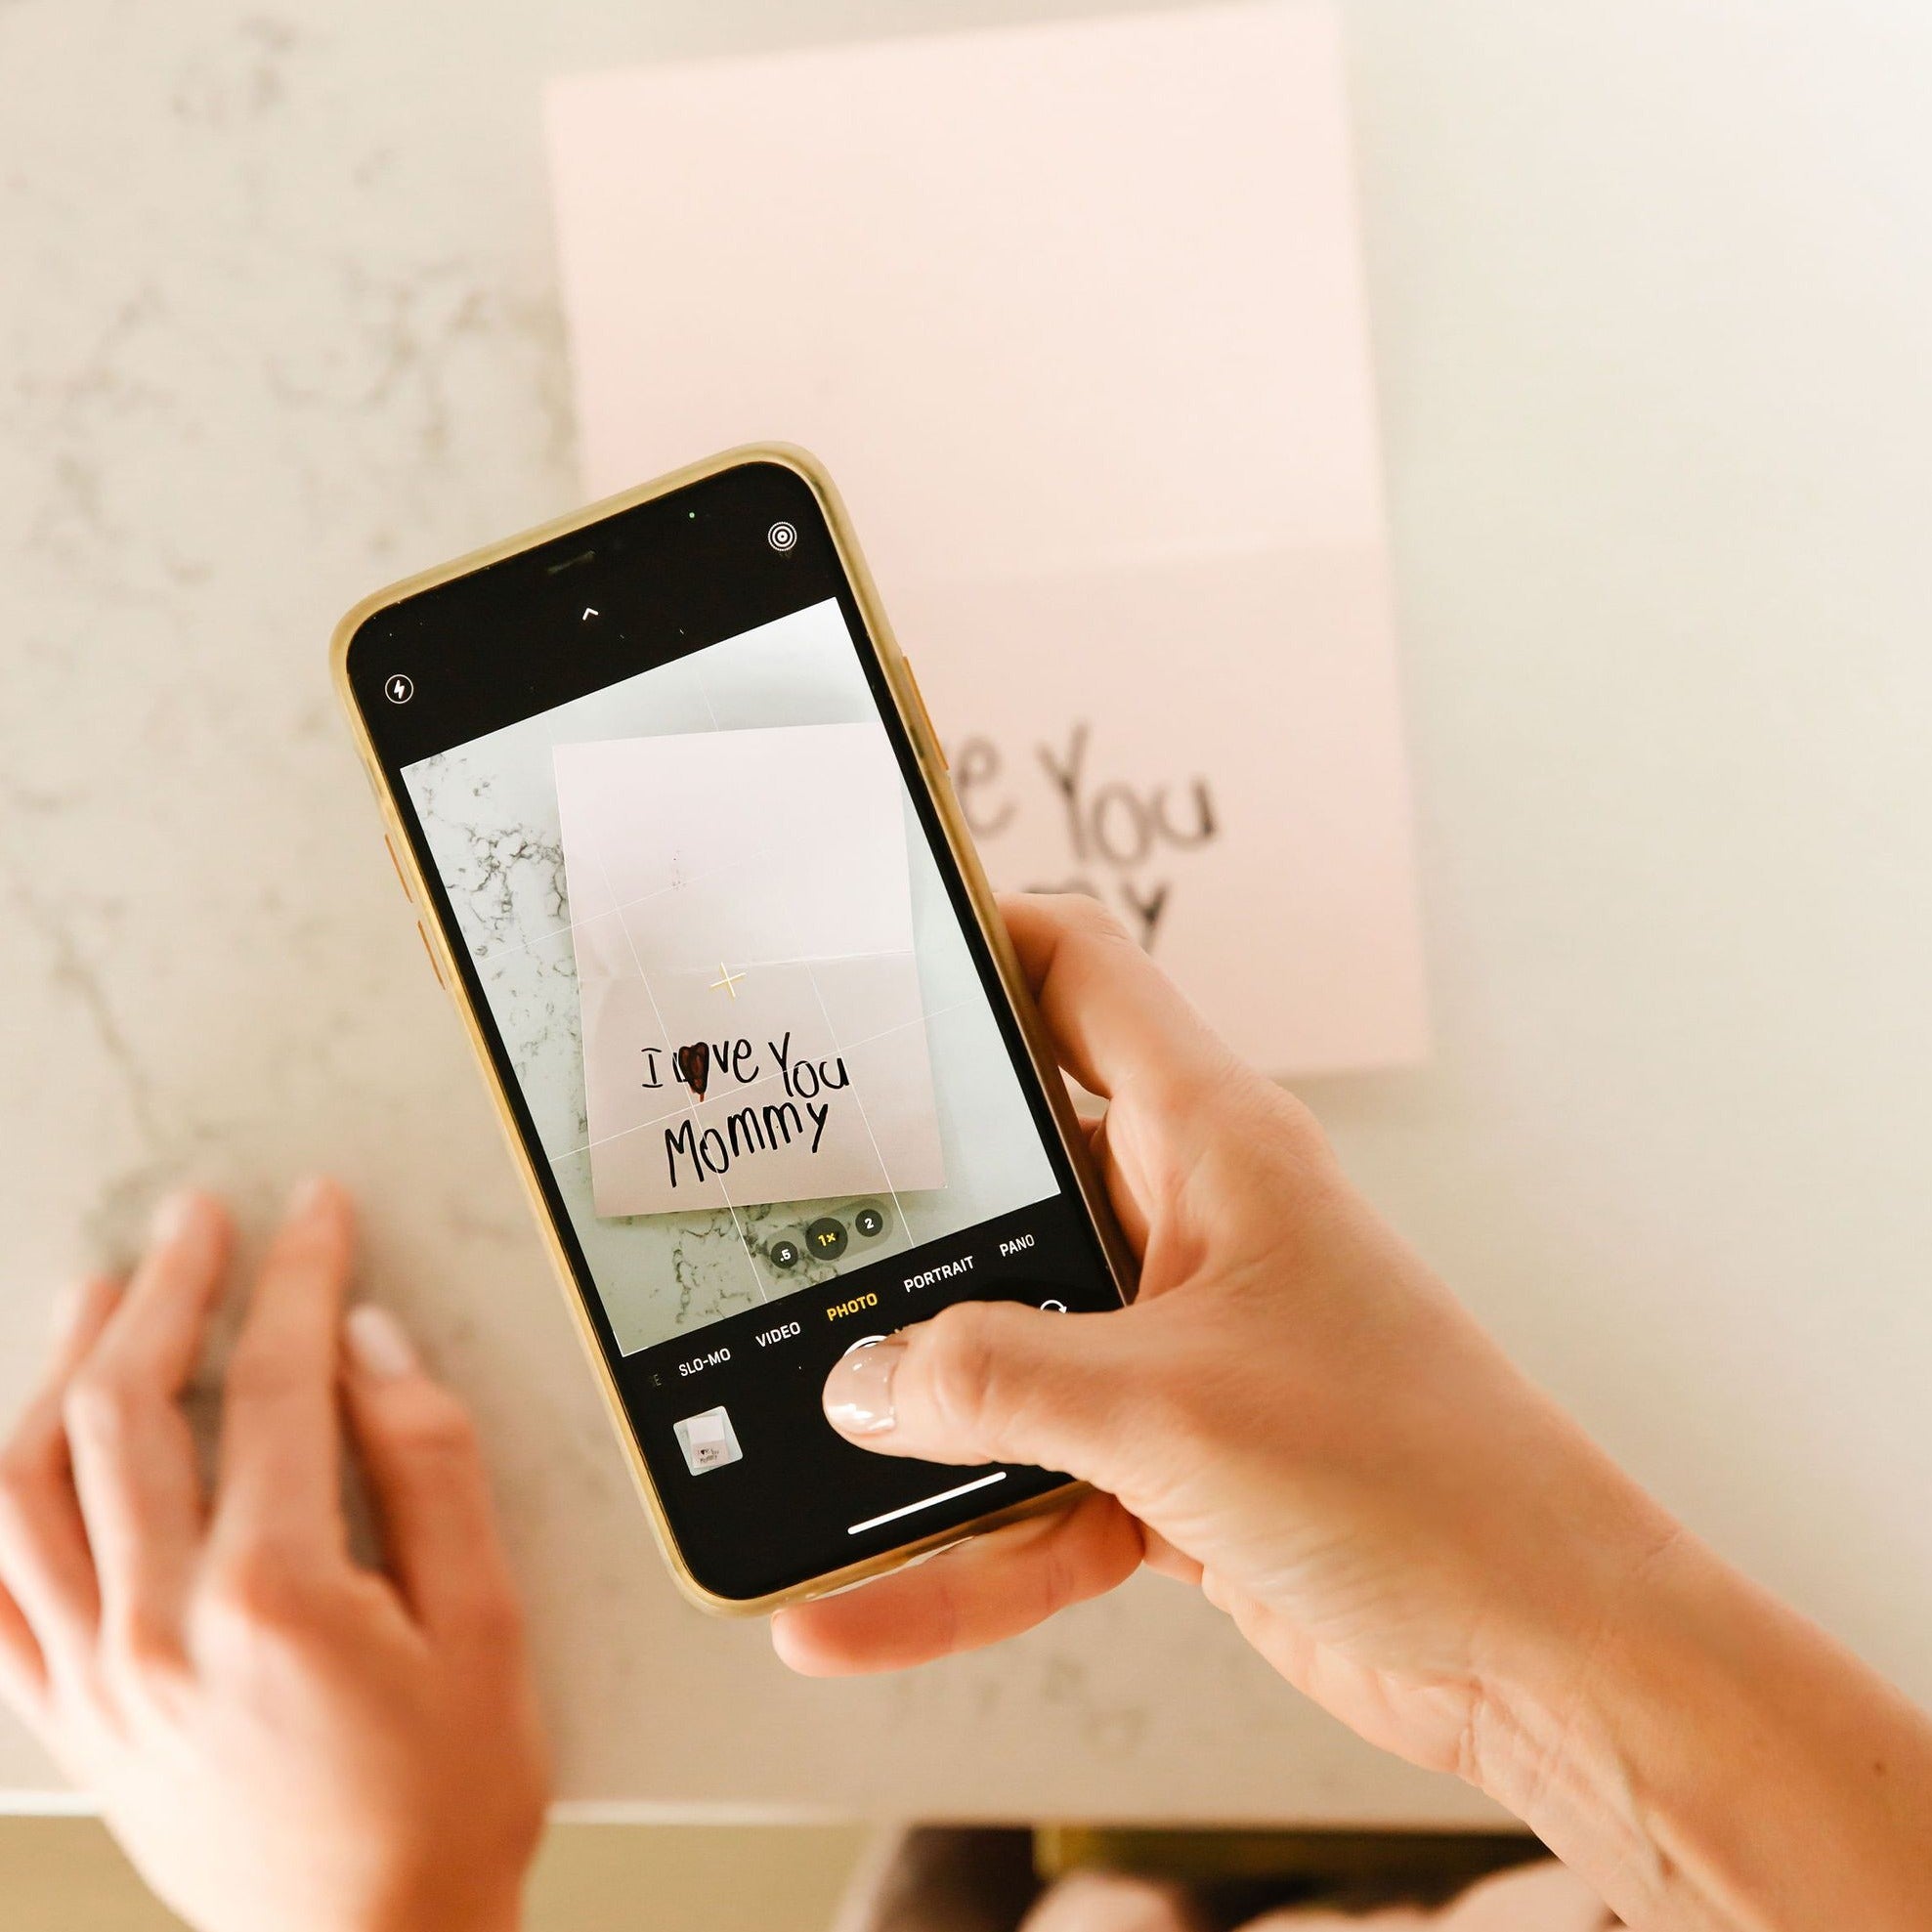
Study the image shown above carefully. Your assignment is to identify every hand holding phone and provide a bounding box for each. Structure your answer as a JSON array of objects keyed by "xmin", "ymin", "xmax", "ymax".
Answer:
[{"xmin": 778, "ymin": 892, "xmax": 1932, "ymax": 1932}]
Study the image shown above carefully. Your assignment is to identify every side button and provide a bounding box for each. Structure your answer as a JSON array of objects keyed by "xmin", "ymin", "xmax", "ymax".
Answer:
[
  {"xmin": 415, "ymin": 923, "xmax": 445, "ymax": 988},
  {"xmin": 383, "ymin": 835, "xmax": 412, "ymax": 900},
  {"xmin": 899, "ymin": 657, "xmax": 947, "ymax": 770}
]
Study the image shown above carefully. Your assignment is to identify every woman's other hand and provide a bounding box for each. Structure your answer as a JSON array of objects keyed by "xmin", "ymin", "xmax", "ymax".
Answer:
[{"xmin": 0, "ymin": 1180, "xmax": 548, "ymax": 1932}]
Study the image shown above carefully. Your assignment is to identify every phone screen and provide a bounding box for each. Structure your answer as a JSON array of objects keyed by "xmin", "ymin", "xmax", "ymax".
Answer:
[{"xmin": 343, "ymin": 458, "xmax": 1125, "ymax": 1602}]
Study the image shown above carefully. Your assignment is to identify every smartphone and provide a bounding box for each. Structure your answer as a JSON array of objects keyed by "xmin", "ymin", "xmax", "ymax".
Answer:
[{"xmin": 331, "ymin": 446, "xmax": 1135, "ymax": 1611}]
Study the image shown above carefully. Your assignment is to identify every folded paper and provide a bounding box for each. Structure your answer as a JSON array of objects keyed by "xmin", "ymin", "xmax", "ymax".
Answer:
[
  {"xmin": 552, "ymin": 722, "xmax": 946, "ymax": 1217},
  {"xmin": 546, "ymin": 0, "xmax": 1429, "ymax": 1074}
]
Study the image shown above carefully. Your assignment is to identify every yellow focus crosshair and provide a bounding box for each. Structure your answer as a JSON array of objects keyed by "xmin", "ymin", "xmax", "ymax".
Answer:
[{"xmin": 709, "ymin": 962, "xmax": 747, "ymax": 999}]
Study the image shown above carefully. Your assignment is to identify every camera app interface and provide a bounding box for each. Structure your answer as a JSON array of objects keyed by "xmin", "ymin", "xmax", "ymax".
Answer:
[{"xmin": 381, "ymin": 500, "xmax": 1119, "ymax": 1599}]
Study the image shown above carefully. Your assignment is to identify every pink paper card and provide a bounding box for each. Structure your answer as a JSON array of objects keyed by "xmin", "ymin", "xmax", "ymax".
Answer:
[
  {"xmin": 545, "ymin": 1, "xmax": 1427, "ymax": 1073},
  {"xmin": 553, "ymin": 723, "xmax": 946, "ymax": 1216}
]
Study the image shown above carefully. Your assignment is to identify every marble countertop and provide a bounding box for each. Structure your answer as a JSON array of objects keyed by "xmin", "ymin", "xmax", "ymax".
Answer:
[{"xmin": 5, "ymin": 0, "xmax": 1932, "ymax": 1822}]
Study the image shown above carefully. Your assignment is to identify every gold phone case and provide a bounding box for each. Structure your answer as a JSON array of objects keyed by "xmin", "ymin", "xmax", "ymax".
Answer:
[{"xmin": 330, "ymin": 444, "xmax": 1138, "ymax": 1614}]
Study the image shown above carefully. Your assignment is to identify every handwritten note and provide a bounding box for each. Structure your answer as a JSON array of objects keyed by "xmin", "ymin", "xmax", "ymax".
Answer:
[
  {"xmin": 547, "ymin": 2, "xmax": 1429, "ymax": 1073},
  {"xmin": 552, "ymin": 723, "xmax": 946, "ymax": 1216},
  {"xmin": 895, "ymin": 555, "xmax": 1428, "ymax": 1076},
  {"xmin": 951, "ymin": 719, "xmax": 1218, "ymax": 950}
]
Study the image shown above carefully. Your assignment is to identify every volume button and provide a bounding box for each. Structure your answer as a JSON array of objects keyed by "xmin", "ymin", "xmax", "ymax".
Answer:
[
  {"xmin": 415, "ymin": 923, "xmax": 445, "ymax": 987},
  {"xmin": 900, "ymin": 657, "xmax": 947, "ymax": 770},
  {"xmin": 383, "ymin": 834, "xmax": 412, "ymax": 900}
]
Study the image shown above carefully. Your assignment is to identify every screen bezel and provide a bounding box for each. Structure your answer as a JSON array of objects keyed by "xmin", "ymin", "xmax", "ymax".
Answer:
[{"xmin": 331, "ymin": 446, "xmax": 1135, "ymax": 1610}]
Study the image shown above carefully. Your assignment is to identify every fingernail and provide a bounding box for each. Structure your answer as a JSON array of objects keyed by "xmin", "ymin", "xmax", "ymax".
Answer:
[
  {"xmin": 286, "ymin": 1174, "xmax": 334, "ymax": 1219},
  {"xmin": 149, "ymin": 1189, "xmax": 202, "ymax": 1246},
  {"xmin": 823, "ymin": 1335, "xmax": 906, "ymax": 1437},
  {"xmin": 345, "ymin": 1304, "xmax": 418, "ymax": 1380}
]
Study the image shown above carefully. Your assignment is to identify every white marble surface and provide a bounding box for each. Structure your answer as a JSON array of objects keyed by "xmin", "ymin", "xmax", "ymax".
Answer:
[{"xmin": 4, "ymin": 0, "xmax": 1932, "ymax": 1824}]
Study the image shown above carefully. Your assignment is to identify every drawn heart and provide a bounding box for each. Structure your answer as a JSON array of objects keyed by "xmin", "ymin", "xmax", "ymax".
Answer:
[{"xmin": 672, "ymin": 1042, "xmax": 710, "ymax": 1101}]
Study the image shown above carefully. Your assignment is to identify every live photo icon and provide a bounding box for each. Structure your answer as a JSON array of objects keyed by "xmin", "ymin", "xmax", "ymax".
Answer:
[{"xmin": 673, "ymin": 1405, "xmax": 743, "ymax": 1475}]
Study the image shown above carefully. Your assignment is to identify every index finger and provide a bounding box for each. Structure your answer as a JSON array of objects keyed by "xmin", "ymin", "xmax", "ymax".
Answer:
[
  {"xmin": 209, "ymin": 1179, "xmax": 355, "ymax": 1563},
  {"xmin": 995, "ymin": 894, "xmax": 1230, "ymax": 1108}
]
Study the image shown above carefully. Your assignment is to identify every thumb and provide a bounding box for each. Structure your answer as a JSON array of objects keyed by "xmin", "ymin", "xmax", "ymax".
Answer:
[{"xmin": 821, "ymin": 1299, "xmax": 1140, "ymax": 1480}]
